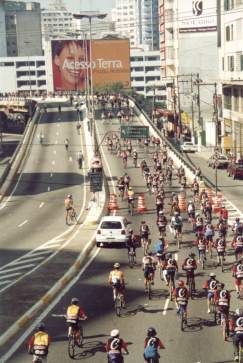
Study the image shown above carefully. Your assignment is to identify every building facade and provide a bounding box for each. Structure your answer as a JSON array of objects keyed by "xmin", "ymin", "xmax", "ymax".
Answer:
[
  {"xmin": 130, "ymin": 49, "xmax": 166, "ymax": 101},
  {"xmin": 218, "ymin": 0, "xmax": 243, "ymax": 158},
  {"xmin": 159, "ymin": 0, "xmax": 219, "ymax": 146},
  {"xmin": 0, "ymin": 56, "xmax": 46, "ymax": 93},
  {"xmin": 2, "ymin": 1, "xmax": 42, "ymax": 57},
  {"xmin": 112, "ymin": 0, "xmax": 159, "ymax": 50}
]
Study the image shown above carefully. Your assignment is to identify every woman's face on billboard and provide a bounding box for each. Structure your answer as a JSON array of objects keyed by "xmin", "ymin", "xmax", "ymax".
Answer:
[{"xmin": 54, "ymin": 41, "xmax": 86, "ymax": 89}]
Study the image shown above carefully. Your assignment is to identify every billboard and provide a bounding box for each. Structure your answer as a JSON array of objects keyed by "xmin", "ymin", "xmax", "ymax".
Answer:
[
  {"xmin": 51, "ymin": 39, "xmax": 131, "ymax": 91},
  {"xmin": 179, "ymin": 0, "xmax": 217, "ymax": 33}
]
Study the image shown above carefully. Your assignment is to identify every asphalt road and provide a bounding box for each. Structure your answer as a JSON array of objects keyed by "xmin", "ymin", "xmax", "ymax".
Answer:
[
  {"xmin": 0, "ymin": 105, "xmax": 90, "ymax": 345},
  {"xmin": 7, "ymin": 113, "xmax": 240, "ymax": 363}
]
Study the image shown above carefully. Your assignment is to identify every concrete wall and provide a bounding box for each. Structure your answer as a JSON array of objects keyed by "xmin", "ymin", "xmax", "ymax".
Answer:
[{"xmin": 0, "ymin": 66, "xmax": 16, "ymax": 92}]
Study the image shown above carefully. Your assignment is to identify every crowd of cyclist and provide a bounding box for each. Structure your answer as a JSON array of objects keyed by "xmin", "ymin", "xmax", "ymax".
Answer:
[{"xmin": 27, "ymin": 94, "xmax": 242, "ymax": 363}]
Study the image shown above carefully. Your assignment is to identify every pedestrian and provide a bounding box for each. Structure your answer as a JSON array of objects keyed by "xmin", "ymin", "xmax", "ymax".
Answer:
[{"xmin": 77, "ymin": 150, "xmax": 83, "ymax": 169}]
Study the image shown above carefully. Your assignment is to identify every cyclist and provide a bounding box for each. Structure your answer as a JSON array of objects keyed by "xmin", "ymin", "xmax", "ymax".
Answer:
[
  {"xmin": 66, "ymin": 298, "xmax": 87, "ymax": 338},
  {"xmin": 143, "ymin": 327, "xmax": 165, "ymax": 363},
  {"xmin": 203, "ymin": 272, "xmax": 219, "ymax": 313},
  {"xmin": 170, "ymin": 211, "xmax": 183, "ymax": 239},
  {"xmin": 157, "ymin": 210, "xmax": 167, "ymax": 236},
  {"xmin": 127, "ymin": 186, "xmax": 135, "ymax": 214},
  {"xmin": 191, "ymin": 179, "xmax": 199, "ymax": 199},
  {"xmin": 126, "ymin": 229, "xmax": 137, "ymax": 264},
  {"xmin": 173, "ymin": 280, "xmax": 189, "ymax": 321},
  {"xmin": 214, "ymin": 283, "xmax": 231, "ymax": 323},
  {"xmin": 117, "ymin": 177, "xmax": 125, "ymax": 199},
  {"xmin": 229, "ymin": 308, "xmax": 243, "ymax": 361},
  {"xmin": 232, "ymin": 217, "xmax": 243, "ymax": 237},
  {"xmin": 163, "ymin": 253, "xmax": 178, "ymax": 287},
  {"xmin": 187, "ymin": 200, "xmax": 195, "ymax": 221},
  {"xmin": 132, "ymin": 149, "xmax": 138, "ymax": 167},
  {"xmin": 105, "ymin": 329, "xmax": 129, "ymax": 363},
  {"xmin": 77, "ymin": 150, "xmax": 83, "ymax": 169},
  {"xmin": 153, "ymin": 237, "xmax": 166, "ymax": 266},
  {"xmin": 143, "ymin": 254, "xmax": 156, "ymax": 292},
  {"xmin": 64, "ymin": 194, "xmax": 76, "ymax": 225},
  {"xmin": 204, "ymin": 223, "xmax": 214, "ymax": 252},
  {"xmin": 214, "ymin": 236, "xmax": 226, "ymax": 266},
  {"xmin": 28, "ymin": 322, "xmax": 51, "ymax": 363},
  {"xmin": 121, "ymin": 150, "xmax": 128, "ymax": 167},
  {"xmin": 140, "ymin": 159, "xmax": 147, "ymax": 174},
  {"xmin": 108, "ymin": 263, "xmax": 126, "ymax": 307},
  {"xmin": 140, "ymin": 221, "xmax": 150, "ymax": 252},
  {"xmin": 58, "ymin": 103, "xmax": 61, "ymax": 112},
  {"xmin": 39, "ymin": 131, "xmax": 44, "ymax": 145},
  {"xmin": 195, "ymin": 215, "xmax": 204, "ymax": 237},
  {"xmin": 64, "ymin": 138, "xmax": 69, "ymax": 151},
  {"xmin": 217, "ymin": 218, "xmax": 228, "ymax": 238},
  {"xmin": 155, "ymin": 194, "xmax": 164, "ymax": 216},
  {"xmin": 182, "ymin": 253, "xmax": 197, "ymax": 291},
  {"xmin": 195, "ymin": 234, "xmax": 207, "ymax": 264},
  {"xmin": 232, "ymin": 258, "xmax": 243, "ymax": 298},
  {"xmin": 123, "ymin": 173, "xmax": 130, "ymax": 191},
  {"xmin": 232, "ymin": 236, "xmax": 243, "ymax": 261}
]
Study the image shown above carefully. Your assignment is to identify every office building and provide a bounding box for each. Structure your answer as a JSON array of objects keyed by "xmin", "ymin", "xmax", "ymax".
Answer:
[{"xmin": 112, "ymin": 0, "xmax": 159, "ymax": 50}]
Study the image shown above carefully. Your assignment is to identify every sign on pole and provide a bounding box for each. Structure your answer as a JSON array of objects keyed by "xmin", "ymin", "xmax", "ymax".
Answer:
[
  {"xmin": 90, "ymin": 171, "xmax": 103, "ymax": 192},
  {"xmin": 120, "ymin": 125, "xmax": 149, "ymax": 139}
]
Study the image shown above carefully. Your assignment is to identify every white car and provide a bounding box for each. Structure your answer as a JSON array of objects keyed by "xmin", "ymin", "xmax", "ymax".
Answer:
[
  {"xmin": 180, "ymin": 142, "xmax": 197, "ymax": 153},
  {"xmin": 96, "ymin": 216, "xmax": 131, "ymax": 247}
]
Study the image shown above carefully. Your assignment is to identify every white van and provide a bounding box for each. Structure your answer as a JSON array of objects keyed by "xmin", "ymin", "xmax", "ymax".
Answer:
[{"xmin": 96, "ymin": 216, "xmax": 131, "ymax": 247}]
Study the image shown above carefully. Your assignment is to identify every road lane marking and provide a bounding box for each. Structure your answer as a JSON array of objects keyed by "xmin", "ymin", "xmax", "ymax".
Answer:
[
  {"xmin": 1, "ymin": 246, "xmax": 100, "ymax": 362},
  {"xmin": 39, "ymin": 202, "xmax": 44, "ymax": 208},
  {"xmin": 163, "ymin": 298, "xmax": 170, "ymax": 315},
  {"xmin": 0, "ymin": 272, "xmax": 22, "ymax": 280},
  {"xmin": 55, "ymin": 140, "xmax": 58, "ymax": 144},
  {"xmin": 18, "ymin": 220, "xmax": 28, "ymax": 228},
  {"xmin": 57, "ymin": 124, "xmax": 60, "ymax": 127},
  {"xmin": 53, "ymin": 150, "xmax": 56, "ymax": 155},
  {"xmin": 51, "ymin": 160, "xmax": 55, "ymax": 165},
  {"xmin": 175, "ymin": 253, "xmax": 178, "ymax": 261},
  {"xmin": 47, "ymin": 186, "xmax": 50, "ymax": 192},
  {"xmin": 56, "ymin": 132, "xmax": 59, "ymax": 136},
  {"xmin": 37, "ymin": 244, "xmax": 61, "ymax": 250},
  {"xmin": 50, "ymin": 173, "xmax": 53, "ymax": 178},
  {"xmin": 7, "ymin": 256, "xmax": 46, "ymax": 266},
  {"xmin": 0, "ymin": 264, "xmax": 35, "ymax": 274},
  {"xmin": 0, "ymin": 280, "xmax": 12, "ymax": 286},
  {"xmin": 69, "ymin": 156, "xmax": 73, "ymax": 162},
  {"xmin": 162, "ymin": 299, "xmax": 170, "ymax": 315}
]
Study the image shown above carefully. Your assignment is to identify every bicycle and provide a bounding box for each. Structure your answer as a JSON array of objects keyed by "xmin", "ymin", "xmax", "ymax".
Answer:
[
  {"xmin": 52, "ymin": 314, "xmax": 84, "ymax": 359},
  {"xmin": 178, "ymin": 304, "xmax": 187, "ymax": 331},
  {"xmin": 128, "ymin": 249, "xmax": 136, "ymax": 268},
  {"xmin": 187, "ymin": 273, "xmax": 195, "ymax": 299},
  {"xmin": 174, "ymin": 227, "xmax": 182, "ymax": 249},
  {"xmin": 146, "ymin": 273, "xmax": 153, "ymax": 300},
  {"xmin": 128, "ymin": 199, "xmax": 134, "ymax": 216},
  {"xmin": 239, "ymin": 340, "xmax": 243, "ymax": 363},
  {"xmin": 113, "ymin": 287, "xmax": 124, "ymax": 317},
  {"xmin": 218, "ymin": 253, "xmax": 225, "ymax": 272},
  {"xmin": 141, "ymin": 235, "xmax": 150, "ymax": 256},
  {"xmin": 209, "ymin": 297, "xmax": 217, "ymax": 323},
  {"xmin": 67, "ymin": 208, "xmax": 78, "ymax": 225},
  {"xmin": 133, "ymin": 158, "xmax": 138, "ymax": 168},
  {"xmin": 198, "ymin": 249, "xmax": 206, "ymax": 270},
  {"xmin": 167, "ymin": 272, "xmax": 175, "ymax": 301},
  {"xmin": 216, "ymin": 310, "xmax": 229, "ymax": 341}
]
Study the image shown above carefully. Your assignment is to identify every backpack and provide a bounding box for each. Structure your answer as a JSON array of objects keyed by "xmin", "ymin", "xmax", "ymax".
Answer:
[{"xmin": 144, "ymin": 338, "xmax": 158, "ymax": 359}]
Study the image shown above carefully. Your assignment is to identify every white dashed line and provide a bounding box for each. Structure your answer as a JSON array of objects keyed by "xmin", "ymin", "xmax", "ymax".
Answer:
[
  {"xmin": 52, "ymin": 160, "xmax": 55, "ymax": 165},
  {"xmin": 0, "ymin": 272, "xmax": 22, "ymax": 280},
  {"xmin": 18, "ymin": 220, "xmax": 28, "ymax": 228},
  {"xmin": 50, "ymin": 173, "xmax": 53, "ymax": 178},
  {"xmin": 53, "ymin": 150, "xmax": 56, "ymax": 155},
  {"xmin": 39, "ymin": 202, "xmax": 44, "ymax": 208},
  {"xmin": 0, "ymin": 280, "xmax": 12, "ymax": 286},
  {"xmin": 55, "ymin": 140, "xmax": 58, "ymax": 144},
  {"xmin": 7, "ymin": 256, "xmax": 45, "ymax": 266},
  {"xmin": 175, "ymin": 253, "xmax": 178, "ymax": 261},
  {"xmin": 57, "ymin": 123, "xmax": 60, "ymax": 127},
  {"xmin": 47, "ymin": 186, "xmax": 50, "ymax": 192},
  {"xmin": 0, "ymin": 264, "xmax": 35, "ymax": 274},
  {"xmin": 56, "ymin": 132, "xmax": 59, "ymax": 136},
  {"xmin": 37, "ymin": 244, "xmax": 60, "ymax": 250},
  {"xmin": 69, "ymin": 156, "xmax": 73, "ymax": 162},
  {"xmin": 163, "ymin": 298, "xmax": 170, "ymax": 315}
]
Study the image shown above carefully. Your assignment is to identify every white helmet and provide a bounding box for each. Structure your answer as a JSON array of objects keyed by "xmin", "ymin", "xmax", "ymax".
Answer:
[{"xmin": 110, "ymin": 329, "xmax": 120, "ymax": 337}]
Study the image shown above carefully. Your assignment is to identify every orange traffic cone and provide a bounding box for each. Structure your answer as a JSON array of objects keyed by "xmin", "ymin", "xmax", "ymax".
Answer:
[
  {"xmin": 107, "ymin": 194, "xmax": 119, "ymax": 212},
  {"xmin": 178, "ymin": 194, "xmax": 186, "ymax": 212},
  {"xmin": 137, "ymin": 193, "xmax": 147, "ymax": 213}
]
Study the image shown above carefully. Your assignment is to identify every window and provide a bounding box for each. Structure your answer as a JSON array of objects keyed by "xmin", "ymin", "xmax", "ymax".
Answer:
[
  {"xmin": 225, "ymin": 26, "xmax": 230, "ymax": 40},
  {"xmin": 223, "ymin": 87, "xmax": 232, "ymax": 109},
  {"xmin": 233, "ymin": 87, "xmax": 239, "ymax": 111},
  {"xmin": 222, "ymin": 57, "xmax": 224, "ymax": 70},
  {"xmin": 100, "ymin": 221, "xmax": 122, "ymax": 229}
]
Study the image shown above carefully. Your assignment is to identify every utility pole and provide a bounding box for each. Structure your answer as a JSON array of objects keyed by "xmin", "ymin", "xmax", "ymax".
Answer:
[
  {"xmin": 196, "ymin": 73, "xmax": 201, "ymax": 128},
  {"xmin": 176, "ymin": 75, "xmax": 181, "ymax": 135},
  {"xmin": 191, "ymin": 73, "xmax": 195, "ymax": 141}
]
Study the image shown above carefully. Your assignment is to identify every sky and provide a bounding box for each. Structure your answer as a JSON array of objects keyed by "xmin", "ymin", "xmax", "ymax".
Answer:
[{"xmin": 38, "ymin": 0, "xmax": 116, "ymax": 11}]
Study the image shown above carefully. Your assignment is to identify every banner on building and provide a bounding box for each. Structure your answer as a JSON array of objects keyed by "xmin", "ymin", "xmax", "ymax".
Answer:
[
  {"xmin": 51, "ymin": 39, "xmax": 131, "ymax": 91},
  {"xmin": 179, "ymin": 0, "xmax": 217, "ymax": 33}
]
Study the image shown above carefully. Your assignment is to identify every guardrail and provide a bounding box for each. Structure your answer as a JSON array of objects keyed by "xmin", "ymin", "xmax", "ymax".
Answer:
[{"xmin": 129, "ymin": 96, "xmax": 215, "ymax": 190}]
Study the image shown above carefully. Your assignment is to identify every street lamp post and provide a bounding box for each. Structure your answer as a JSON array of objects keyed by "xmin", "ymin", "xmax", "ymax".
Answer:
[
  {"xmin": 24, "ymin": 42, "xmax": 32, "ymax": 97},
  {"xmin": 73, "ymin": 12, "xmax": 107, "ymax": 141}
]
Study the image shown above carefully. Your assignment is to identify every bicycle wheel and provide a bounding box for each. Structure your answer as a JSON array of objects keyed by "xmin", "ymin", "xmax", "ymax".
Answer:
[
  {"xmin": 76, "ymin": 325, "xmax": 84, "ymax": 347},
  {"xmin": 115, "ymin": 296, "xmax": 122, "ymax": 317},
  {"xmin": 68, "ymin": 336, "xmax": 75, "ymax": 359},
  {"xmin": 180, "ymin": 308, "xmax": 184, "ymax": 331},
  {"xmin": 159, "ymin": 266, "xmax": 164, "ymax": 281},
  {"xmin": 148, "ymin": 280, "xmax": 152, "ymax": 300},
  {"xmin": 239, "ymin": 341, "xmax": 243, "ymax": 363},
  {"xmin": 188, "ymin": 278, "xmax": 193, "ymax": 299},
  {"xmin": 169, "ymin": 277, "xmax": 173, "ymax": 301}
]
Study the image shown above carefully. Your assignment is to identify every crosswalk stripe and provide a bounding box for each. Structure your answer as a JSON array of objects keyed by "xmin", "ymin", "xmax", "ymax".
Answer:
[
  {"xmin": 0, "ymin": 272, "xmax": 22, "ymax": 280},
  {"xmin": 0, "ymin": 264, "xmax": 35, "ymax": 274}
]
